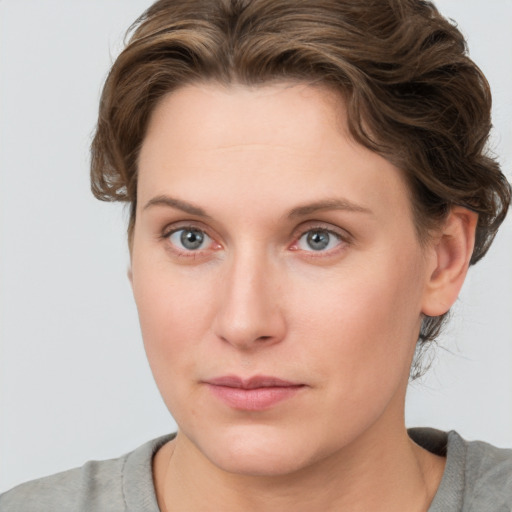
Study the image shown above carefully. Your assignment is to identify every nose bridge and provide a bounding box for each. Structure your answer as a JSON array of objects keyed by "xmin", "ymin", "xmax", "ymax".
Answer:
[{"xmin": 213, "ymin": 243, "xmax": 285, "ymax": 349}]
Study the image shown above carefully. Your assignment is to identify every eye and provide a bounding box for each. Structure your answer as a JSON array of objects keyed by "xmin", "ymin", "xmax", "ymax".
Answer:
[
  {"xmin": 296, "ymin": 228, "xmax": 343, "ymax": 252},
  {"xmin": 168, "ymin": 227, "xmax": 212, "ymax": 251}
]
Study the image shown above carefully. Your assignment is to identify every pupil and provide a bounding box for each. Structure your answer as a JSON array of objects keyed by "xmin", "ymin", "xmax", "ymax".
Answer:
[
  {"xmin": 307, "ymin": 230, "xmax": 329, "ymax": 250},
  {"xmin": 181, "ymin": 229, "xmax": 204, "ymax": 250}
]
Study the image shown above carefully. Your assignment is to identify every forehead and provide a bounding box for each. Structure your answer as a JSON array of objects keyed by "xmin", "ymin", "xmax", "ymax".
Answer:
[
  {"xmin": 143, "ymin": 82, "xmax": 345, "ymax": 153},
  {"xmin": 137, "ymin": 82, "xmax": 413, "ymax": 224}
]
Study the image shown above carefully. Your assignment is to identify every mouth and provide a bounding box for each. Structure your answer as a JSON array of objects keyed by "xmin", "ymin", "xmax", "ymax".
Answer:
[{"xmin": 203, "ymin": 375, "xmax": 306, "ymax": 411}]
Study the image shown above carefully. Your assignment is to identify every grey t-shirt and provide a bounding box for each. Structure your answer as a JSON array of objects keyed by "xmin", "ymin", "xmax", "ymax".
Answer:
[{"xmin": 1, "ymin": 429, "xmax": 511, "ymax": 511}]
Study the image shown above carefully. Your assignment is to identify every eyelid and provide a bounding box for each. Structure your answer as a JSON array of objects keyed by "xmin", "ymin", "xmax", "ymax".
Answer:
[
  {"xmin": 289, "ymin": 222, "xmax": 352, "ymax": 254},
  {"xmin": 160, "ymin": 222, "xmax": 222, "ymax": 257},
  {"xmin": 291, "ymin": 221, "xmax": 352, "ymax": 242},
  {"xmin": 161, "ymin": 219, "xmax": 216, "ymax": 240},
  {"xmin": 162, "ymin": 219, "xmax": 202, "ymax": 235},
  {"xmin": 158, "ymin": 220, "xmax": 351, "ymax": 258},
  {"xmin": 169, "ymin": 227, "xmax": 211, "ymax": 248}
]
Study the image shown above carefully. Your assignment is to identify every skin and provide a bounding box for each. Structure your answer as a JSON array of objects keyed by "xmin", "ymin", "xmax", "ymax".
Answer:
[{"xmin": 130, "ymin": 82, "xmax": 477, "ymax": 511}]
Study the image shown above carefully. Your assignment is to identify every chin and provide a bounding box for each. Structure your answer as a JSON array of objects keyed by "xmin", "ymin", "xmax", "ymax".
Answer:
[{"xmin": 190, "ymin": 423, "xmax": 322, "ymax": 477}]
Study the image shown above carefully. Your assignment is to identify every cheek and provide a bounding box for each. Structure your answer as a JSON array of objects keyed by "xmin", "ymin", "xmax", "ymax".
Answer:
[
  {"xmin": 290, "ymin": 253, "xmax": 424, "ymax": 388},
  {"xmin": 132, "ymin": 259, "xmax": 217, "ymax": 394}
]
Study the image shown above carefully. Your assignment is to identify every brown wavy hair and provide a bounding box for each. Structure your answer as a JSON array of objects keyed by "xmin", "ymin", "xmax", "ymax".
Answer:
[{"xmin": 90, "ymin": 0, "xmax": 511, "ymax": 366}]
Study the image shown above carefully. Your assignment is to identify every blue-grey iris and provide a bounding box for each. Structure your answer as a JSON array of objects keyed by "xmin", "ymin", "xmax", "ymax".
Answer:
[
  {"xmin": 181, "ymin": 229, "xmax": 204, "ymax": 250},
  {"xmin": 307, "ymin": 230, "xmax": 330, "ymax": 251}
]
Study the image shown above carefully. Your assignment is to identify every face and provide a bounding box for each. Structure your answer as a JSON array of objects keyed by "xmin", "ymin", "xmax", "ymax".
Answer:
[{"xmin": 131, "ymin": 82, "xmax": 434, "ymax": 476}]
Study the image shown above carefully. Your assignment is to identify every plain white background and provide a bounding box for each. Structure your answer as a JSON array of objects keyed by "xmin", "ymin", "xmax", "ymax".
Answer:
[{"xmin": 1, "ymin": 0, "xmax": 511, "ymax": 493}]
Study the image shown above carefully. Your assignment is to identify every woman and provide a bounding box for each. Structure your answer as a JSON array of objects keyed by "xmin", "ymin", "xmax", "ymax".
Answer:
[{"xmin": 1, "ymin": 0, "xmax": 511, "ymax": 510}]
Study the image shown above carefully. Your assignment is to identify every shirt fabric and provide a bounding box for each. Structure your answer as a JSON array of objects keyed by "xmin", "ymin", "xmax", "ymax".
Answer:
[{"xmin": 1, "ymin": 428, "xmax": 511, "ymax": 511}]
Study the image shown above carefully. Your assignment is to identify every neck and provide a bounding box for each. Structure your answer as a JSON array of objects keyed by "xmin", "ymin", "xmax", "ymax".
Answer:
[{"xmin": 154, "ymin": 422, "xmax": 445, "ymax": 512}]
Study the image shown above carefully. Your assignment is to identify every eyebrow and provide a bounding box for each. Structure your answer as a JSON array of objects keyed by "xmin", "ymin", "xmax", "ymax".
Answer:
[
  {"xmin": 143, "ymin": 195, "xmax": 373, "ymax": 219},
  {"xmin": 287, "ymin": 199, "xmax": 373, "ymax": 218},
  {"xmin": 143, "ymin": 195, "xmax": 211, "ymax": 218}
]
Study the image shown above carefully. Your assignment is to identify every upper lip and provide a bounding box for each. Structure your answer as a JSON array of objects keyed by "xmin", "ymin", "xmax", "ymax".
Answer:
[{"xmin": 205, "ymin": 375, "xmax": 303, "ymax": 389}]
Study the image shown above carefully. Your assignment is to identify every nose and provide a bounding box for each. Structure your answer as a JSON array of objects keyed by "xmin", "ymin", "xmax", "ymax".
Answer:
[{"xmin": 212, "ymin": 250, "xmax": 287, "ymax": 350}]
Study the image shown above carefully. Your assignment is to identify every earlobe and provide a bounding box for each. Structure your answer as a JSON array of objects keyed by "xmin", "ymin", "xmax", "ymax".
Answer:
[{"xmin": 421, "ymin": 206, "xmax": 478, "ymax": 317}]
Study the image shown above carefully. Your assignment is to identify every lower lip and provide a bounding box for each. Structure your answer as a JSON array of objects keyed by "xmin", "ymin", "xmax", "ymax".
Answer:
[{"xmin": 206, "ymin": 384, "xmax": 304, "ymax": 411}]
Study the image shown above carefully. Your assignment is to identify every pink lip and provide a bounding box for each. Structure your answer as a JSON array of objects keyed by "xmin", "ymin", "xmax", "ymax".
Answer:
[{"xmin": 204, "ymin": 375, "xmax": 305, "ymax": 411}]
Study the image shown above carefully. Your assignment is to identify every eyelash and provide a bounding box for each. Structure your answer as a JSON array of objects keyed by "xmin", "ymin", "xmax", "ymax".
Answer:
[
  {"xmin": 160, "ymin": 223, "xmax": 351, "ymax": 259},
  {"xmin": 160, "ymin": 224, "xmax": 220, "ymax": 259},
  {"xmin": 290, "ymin": 224, "xmax": 350, "ymax": 257}
]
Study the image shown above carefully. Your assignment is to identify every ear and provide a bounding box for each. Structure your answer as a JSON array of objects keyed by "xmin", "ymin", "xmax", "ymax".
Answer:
[
  {"xmin": 127, "ymin": 266, "xmax": 133, "ymax": 286},
  {"xmin": 421, "ymin": 206, "xmax": 478, "ymax": 317}
]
